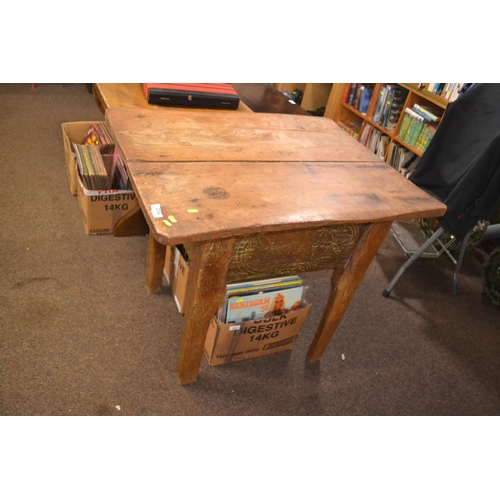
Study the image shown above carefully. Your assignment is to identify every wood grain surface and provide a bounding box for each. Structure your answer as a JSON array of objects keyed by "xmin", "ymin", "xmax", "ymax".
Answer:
[
  {"xmin": 93, "ymin": 83, "xmax": 252, "ymax": 113},
  {"xmin": 106, "ymin": 107, "xmax": 379, "ymax": 163},
  {"xmin": 105, "ymin": 108, "xmax": 445, "ymax": 246}
]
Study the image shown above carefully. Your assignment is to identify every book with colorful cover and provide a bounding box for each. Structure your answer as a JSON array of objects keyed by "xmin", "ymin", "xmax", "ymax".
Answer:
[
  {"xmin": 341, "ymin": 83, "xmax": 352, "ymax": 103},
  {"xmin": 407, "ymin": 119, "xmax": 425, "ymax": 147},
  {"xmin": 373, "ymin": 84, "xmax": 390, "ymax": 124},
  {"xmin": 398, "ymin": 112, "xmax": 412, "ymax": 141},
  {"xmin": 347, "ymin": 84, "xmax": 358, "ymax": 106},
  {"xmin": 401, "ymin": 116, "xmax": 417, "ymax": 145},
  {"xmin": 360, "ymin": 124, "xmax": 374, "ymax": 147},
  {"xmin": 412, "ymin": 104, "xmax": 441, "ymax": 122},
  {"xmin": 218, "ymin": 276, "xmax": 303, "ymax": 322},
  {"xmin": 416, "ymin": 123, "xmax": 437, "ymax": 152},
  {"xmin": 225, "ymin": 284, "xmax": 304, "ymax": 324},
  {"xmin": 380, "ymin": 85, "xmax": 395, "ymax": 128},
  {"xmin": 352, "ymin": 84, "xmax": 363, "ymax": 109},
  {"xmin": 386, "ymin": 86, "xmax": 407, "ymax": 131},
  {"xmin": 358, "ymin": 86, "xmax": 373, "ymax": 114}
]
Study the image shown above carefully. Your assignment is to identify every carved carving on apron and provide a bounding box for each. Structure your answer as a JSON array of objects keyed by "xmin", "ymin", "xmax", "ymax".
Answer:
[{"xmin": 228, "ymin": 224, "xmax": 363, "ymax": 281}]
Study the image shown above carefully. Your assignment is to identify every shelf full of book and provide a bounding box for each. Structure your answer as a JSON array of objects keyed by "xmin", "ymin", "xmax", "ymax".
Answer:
[{"xmin": 324, "ymin": 83, "xmax": 460, "ymax": 177}]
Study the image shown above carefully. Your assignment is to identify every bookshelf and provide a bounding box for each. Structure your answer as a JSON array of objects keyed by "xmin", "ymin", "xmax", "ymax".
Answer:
[{"xmin": 323, "ymin": 83, "xmax": 457, "ymax": 172}]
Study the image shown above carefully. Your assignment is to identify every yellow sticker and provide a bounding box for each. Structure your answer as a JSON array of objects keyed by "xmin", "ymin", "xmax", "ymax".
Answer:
[
  {"xmin": 162, "ymin": 220, "xmax": 172, "ymax": 227},
  {"xmin": 187, "ymin": 208, "xmax": 199, "ymax": 213},
  {"xmin": 168, "ymin": 215, "xmax": 177, "ymax": 223}
]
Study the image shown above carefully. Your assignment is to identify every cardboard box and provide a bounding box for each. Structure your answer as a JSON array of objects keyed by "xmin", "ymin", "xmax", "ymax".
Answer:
[
  {"xmin": 163, "ymin": 245, "xmax": 175, "ymax": 286},
  {"xmin": 163, "ymin": 244, "xmax": 311, "ymax": 363},
  {"xmin": 76, "ymin": 168, "xmax": 139, "ymax": 235},
  {"xmin": 62, "ymin": 121, "xmax": 108, "ymax": 195},
  {"xmin": 172, "ymin": 246, "xmax": 189, "ymax": 313},
  {"xmin": 204, "ymin": 304, "xmax": 312, "ymax": 366},
  {"xmin": 163, "ymin": 245, "xmax": 190, "ymax": 313}
]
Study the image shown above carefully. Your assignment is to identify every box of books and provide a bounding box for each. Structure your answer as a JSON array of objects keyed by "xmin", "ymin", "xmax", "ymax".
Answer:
[
  {"xmin": 204, "ymin": 305, "xmax": 311, "ymax": 366},
  {"xmin": 61, "ymin": 121, "xmax": 114, "ymax": 195},
  {"xmin": 75, "ymin": 147, "xmax": 139, "ymax": 235},
  {"xmin": 204, "ymin": 276, "xmax": 311, "ymax": 366}
]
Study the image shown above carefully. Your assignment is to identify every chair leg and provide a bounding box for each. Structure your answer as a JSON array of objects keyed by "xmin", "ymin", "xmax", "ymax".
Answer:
[
  {"xmin": 452, "ymin": 231, "xmax": 470, "ymax": 295},
  {"xmin": 383, "ymin": 226, "xmax": 446, "ymax": 297}
]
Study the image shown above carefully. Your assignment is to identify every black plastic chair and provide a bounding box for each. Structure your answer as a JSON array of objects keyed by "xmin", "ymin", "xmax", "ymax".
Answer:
[{"xmin": 383, "ymin": 84, "xmax": 500, "ymax": 297}]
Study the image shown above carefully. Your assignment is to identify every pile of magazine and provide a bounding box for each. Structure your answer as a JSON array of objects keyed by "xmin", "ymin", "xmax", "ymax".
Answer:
[
  {"xmin": 81, "ymin": 123, "xmax": 114, "ymax": 154},
  {"xmin": 73, "ymin": 143, "xmax": 110, "ymax": 190},
  {"xmin": 217, "ymin": 275, "xmax": 308, "ymax": 324},
  {"xmin": 73, "ymin": 140, "xmax": 130, "ymax": 191}
]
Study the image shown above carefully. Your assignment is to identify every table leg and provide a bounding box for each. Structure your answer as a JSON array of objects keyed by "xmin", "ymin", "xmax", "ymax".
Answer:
[
  {"xmin": 146, "ymin": 232, "xmax": 166, "ymax": 293},
  {"xmin": 307, "ymin": 221, "xmax": 392, "ymax": 362},
  {"xmin": 177, "ymin": 238, "xmax": 236, "ymax": 385},
  {"xmin": 92, "ymin": 84, "xmax": 106, "ymax": 114}
]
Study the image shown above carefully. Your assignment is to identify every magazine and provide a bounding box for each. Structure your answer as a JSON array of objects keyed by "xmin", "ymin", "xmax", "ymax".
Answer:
[
  {"xmin": 225, "ymin": 284, "xmax": 304, "ymax": 324},
  {"xmin": 217, "ymin": 275, "xmax": 303, "ymax": 322}
]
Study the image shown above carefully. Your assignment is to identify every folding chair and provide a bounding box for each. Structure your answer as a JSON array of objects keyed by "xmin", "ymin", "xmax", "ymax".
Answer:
[{"xmin": 383, "ymin": 83, "xmax": 500, "ymax": 297}]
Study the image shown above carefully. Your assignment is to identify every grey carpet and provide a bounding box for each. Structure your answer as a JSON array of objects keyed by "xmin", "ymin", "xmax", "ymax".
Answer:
[{"xmin": 1, "ymin": 83, "xmax": 499, "ymax": 416}]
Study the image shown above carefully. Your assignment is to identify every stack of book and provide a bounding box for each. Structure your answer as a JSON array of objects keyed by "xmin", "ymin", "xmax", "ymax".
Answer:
[
  {"xmin": 217, "ymin": 276, "xmax": 307, "ymax": 324},
  {"xmin": 359, "ymin": 125, "xmax": 390, "ymax": 159},
  {"xmin": 424, "ymin": 83, "xmax": 465, "ymax": 102},
  {"xmin": 398, "ymin": 104, "xmax": 441, "ymax": 152},
  {"xmin": 81, "ymin": 123, "xmax": 114, "ymax": 154},
  {"xmin": 372, "ymin": 84, "xmax": 408, "ymax": 130},
  {"xmin": 386, "ymin": 143, "xmax": 419, "ymax": 178},
  {"xmin": 343, "ymin": 84, "xmax": 374, "ymax": 115},
  {"xmin": 73, "ymin": 143, "xmax": 110, "ymax": 190},
  {"xmin": 337, "ymin": 120, "xmax": 362, "ymax": 139}
]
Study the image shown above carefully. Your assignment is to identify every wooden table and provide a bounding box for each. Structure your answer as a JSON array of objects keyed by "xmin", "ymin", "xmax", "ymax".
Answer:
[
  {"xmin": 105, "ymin": 107, "xmax": 446, "ymax": 385},
  {"xmin": 93, "ymin": 83, "xmax": 253, "ymax": 114},
  {"xmin": 93, "ymin": 83, "xmax": 308, "ymax": 116}
]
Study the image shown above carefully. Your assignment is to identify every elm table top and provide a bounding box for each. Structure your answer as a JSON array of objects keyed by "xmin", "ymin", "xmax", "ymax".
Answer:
[{"xmin": 105, "ymin": 107, "xmax": 446, "ymax": 246}]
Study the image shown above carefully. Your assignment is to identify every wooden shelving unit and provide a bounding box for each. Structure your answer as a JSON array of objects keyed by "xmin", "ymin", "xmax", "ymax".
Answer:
[{"xmin": 323, "ymin": 83, "xmax": 454, "ymax": 161}]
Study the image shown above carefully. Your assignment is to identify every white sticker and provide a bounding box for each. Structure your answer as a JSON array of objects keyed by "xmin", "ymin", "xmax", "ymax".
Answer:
[
  {"xmin": 229, "ymin": 325, "xmax": 241, "ymax": 331},
  {"xmin": 151, "ymin": 203, "xmax": 163, "ymax": 218}
]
